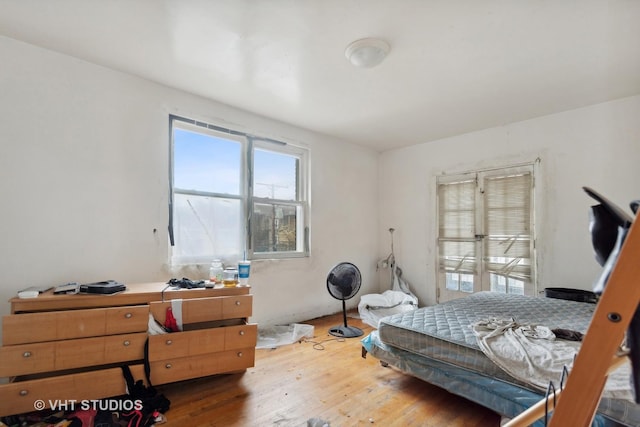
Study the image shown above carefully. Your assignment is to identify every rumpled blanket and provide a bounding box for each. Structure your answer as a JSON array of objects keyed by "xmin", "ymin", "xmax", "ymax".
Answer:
[
  {"xmin": 472, "ymin": 317, "xmax": 633, "ymax": 400},
  {"xmin": 358, "ymin": 290, "xmax": 418, "ymax": 328}
]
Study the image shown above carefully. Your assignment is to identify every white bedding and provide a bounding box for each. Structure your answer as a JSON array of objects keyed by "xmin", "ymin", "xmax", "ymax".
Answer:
[{"xmin": 472, "ymin": 317, "xmax": 634, "ymax": 401}]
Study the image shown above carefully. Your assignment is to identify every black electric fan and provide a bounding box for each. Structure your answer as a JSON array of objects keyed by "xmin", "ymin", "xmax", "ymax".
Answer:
[{"xmin": 326, "ymin": 262, "xmax": 363, "ymax": 338}]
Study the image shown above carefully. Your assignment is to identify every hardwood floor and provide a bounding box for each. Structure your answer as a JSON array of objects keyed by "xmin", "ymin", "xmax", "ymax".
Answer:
[{"xmin": 158, "ymin": 313, "xmax": 501, "ymax": 426}]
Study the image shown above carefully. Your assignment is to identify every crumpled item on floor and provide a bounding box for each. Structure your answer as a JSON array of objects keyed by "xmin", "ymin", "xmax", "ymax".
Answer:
[
  {"xmin": 306, "ymin": 418, "xmax": 330, "ymax": 427},
  {"xmin": 256, "ymin": 323, "xmax": 315, "ymax": 349},
  {"xmin": 358, "ymin": 290, "xmax": 417, "ymax": 329}
]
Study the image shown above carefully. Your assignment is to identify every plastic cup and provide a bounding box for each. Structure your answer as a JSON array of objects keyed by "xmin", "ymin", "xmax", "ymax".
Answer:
[{"xmin": 238, "ymin": 261, "xmax": 251, "ymax": 286}]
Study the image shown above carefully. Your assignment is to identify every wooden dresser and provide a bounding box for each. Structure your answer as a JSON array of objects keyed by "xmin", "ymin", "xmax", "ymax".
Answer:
[{"xmin": 0, "ymin": 283, "xmax": 256, "ymax": 417}]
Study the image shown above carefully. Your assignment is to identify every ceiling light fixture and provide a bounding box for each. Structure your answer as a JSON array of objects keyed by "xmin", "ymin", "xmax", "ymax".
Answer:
[{"xmin": 345, "ymin": 38, "xmax": 390, "ymax": 68}]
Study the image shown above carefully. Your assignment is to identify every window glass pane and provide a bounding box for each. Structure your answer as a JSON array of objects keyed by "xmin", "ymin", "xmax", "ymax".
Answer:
[
  {"xmin": 445, "ymin": 272, "xmax": 474, "ymax": 292},
  {"xmin": 490, "ymin": 273, "xmax": 525, "ymax": 295},
  {"xmin": 172, "ymin": 194, "xmax": 243, "ymax": 260},
  {"xmin": 174, "ymin": 128, "xmax": 242, "ymax": 195},
  {"xmin": 508, "ymin": 278, "xmax": 525, "ymax": 295},
  {"xmin": 253, "ymin": 203, "xmax": 299, "ymax": 252},
  {"xmin": 460, "ymin": 274, "xmax": 474, "ymax": 292},
  {"xmin": 490, "ymin": 273, "xmax": 506, "ymax": 293},
  {"xmin": 446, "ymin": 273, "xmax": 459, "ymax": 291},
  {"xmin": 253, "ymin": 148, "xmax": 298, "ymax": 200}
]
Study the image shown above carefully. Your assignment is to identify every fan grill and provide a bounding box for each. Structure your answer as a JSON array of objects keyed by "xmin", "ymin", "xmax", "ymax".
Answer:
[{"xmin": 326, "ymin": 262, "xmax": 363, "ymax": 338}]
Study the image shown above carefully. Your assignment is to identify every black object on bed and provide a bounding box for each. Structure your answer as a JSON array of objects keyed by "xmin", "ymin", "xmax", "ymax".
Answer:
[{"xmin": 544, "ymin": 287, "xmax": 598, "ymax": 303}]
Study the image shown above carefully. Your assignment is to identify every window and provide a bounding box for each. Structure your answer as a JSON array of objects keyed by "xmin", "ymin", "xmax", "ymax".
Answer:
[
  {"xmin": 436, "ymin": 165, "xmax": 535, "ymax": 302},
  {"xmin": 169, "ymin": 116, "xmax": 309, "ymax": 265},
  {"xmin": 251, "ymin": 143, "xmax": 308, "ymax": 255}
]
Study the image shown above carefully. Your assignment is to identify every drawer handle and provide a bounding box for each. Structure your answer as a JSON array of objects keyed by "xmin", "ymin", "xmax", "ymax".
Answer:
[
  {"xmin": 237, "ymin": 351, "xmax": 243, "ymax": 357},
  {"xmin": 123, "ymin": 340, "xmax": 131, "ymax": 346},
  {"xmin": 235, "ymin": 300, "xmax": 241, "ymax": 306},
  {"xmin": 23, "ymin": 351, "xmax": 32, "ymax": 358},
  {"xmin": 239, "ymin": 330, "xmax": 245, "ymax": 336},
  {"xmin": 124, "ymin": 313, "xmax": 133, "ymax": 319},
  {"xmin": 165, "ymin": 363, "xmax": 172, "ymax": 369},
  {"xmin": 19, "ymin": 390, "xmax": 28, "ymax": 396},
  {"xmin": 166, "ymin": 339, "xmax": 173, "ymax": 345}
]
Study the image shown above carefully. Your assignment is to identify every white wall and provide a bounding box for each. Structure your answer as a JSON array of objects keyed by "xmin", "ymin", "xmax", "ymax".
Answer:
[
  {"xmin": 379, "ymin": 95, "xmax": 640, "ymax": 306},
  {"xmin": 3, "ymin": 33, "xmax": 639, "ymax": 339},
  {"xmin": 0, "ymin": 36, "xmax": 380, "ymax": 336}
]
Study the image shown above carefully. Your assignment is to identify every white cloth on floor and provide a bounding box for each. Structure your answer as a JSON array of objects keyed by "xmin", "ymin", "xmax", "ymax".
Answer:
[{"xmin": 358, "ymin": 290, "xmax": 417, "ymax": 328}]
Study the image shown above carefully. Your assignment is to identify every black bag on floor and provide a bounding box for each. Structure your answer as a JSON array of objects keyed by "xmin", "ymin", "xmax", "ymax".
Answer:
[{"xmin": 96, "ymin": 339, "xmax": 170, "ymax": 427}]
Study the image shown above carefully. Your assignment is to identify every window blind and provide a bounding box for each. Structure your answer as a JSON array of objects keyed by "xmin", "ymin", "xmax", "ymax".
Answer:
[
  {"xmin": 437, "ymin": 166, "xmax": 535, "ymax": 297},
  {"xmin": 484, "ymin": 172, "xmax": 532, "ymax": 280}
]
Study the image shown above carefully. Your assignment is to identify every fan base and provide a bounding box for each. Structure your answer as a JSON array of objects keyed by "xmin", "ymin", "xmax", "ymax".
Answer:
[{"xmin": 328, "ymin": 325, "xmax": 363, "ymax": 338}]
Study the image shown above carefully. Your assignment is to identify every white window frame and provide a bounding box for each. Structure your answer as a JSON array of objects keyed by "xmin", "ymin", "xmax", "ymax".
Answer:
[
  {"xmin": 249, "ymin": 139, "xmax": 309, "ymax": 260},
  {"xmin": 169, "ymin": 115, "xmax": 310, "ymax": 265},
  {"xmin": 436, "ymin": 163, "xmax": 536, "ymax": 302}
]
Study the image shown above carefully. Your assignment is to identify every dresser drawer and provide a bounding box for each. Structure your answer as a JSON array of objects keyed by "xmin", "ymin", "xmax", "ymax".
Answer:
[
  {"xmin": 148, "ymin": 322, "xmax": 257, "ymax": 362},
  {"xmin": 148, "ymin": 328, "xmax": 225, "ymax": 361},
  {"xmin": 55, "ymin": 332, "xmax": 147, "ymax": 371},
  {"xmin": 150, "ymin": 297, "xmax": 222, "ymax": 324},
  {"xmin": 2, "ymin": 305, "xmax": 149, "ymax": 345},
  {"xmin": 224, "ymin": 323, "xmax": 257, "ymax": 350},
  {"xmin": 149, "ymin": 347, "xmax": 255, "ymax": 385},
  {"xmin": 0, "ymin": 333, "xmax": 147, "ymax": 377},
  {"xmin": 0, "ymin": 342, "xmax": 55, "ymax": 377},
  {"xmin": 104, "ymin": 306, "xmax": 150, "ymax": 335},
  {"xmin": 150, "ymin": 295, "xmax": 252, "ymax": 325},
  {"xmin": 0, "ymin": 364, "xmax": 146, "ymax": 417},
  {"xmin": 222, "ymin": 295, "xmax": 253, "ymax": 318}
]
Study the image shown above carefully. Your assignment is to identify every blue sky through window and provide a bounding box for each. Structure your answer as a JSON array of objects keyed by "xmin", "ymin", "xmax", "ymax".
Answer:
[
  {"xmin": 174, "ymin": 127, "xmax": 298, "ymax": 200},
  {"xmin": 174, "ymin": 128, "xmax": 241, "ymax": 195},
  {"xmin": 253, "ymin": 148, "xmax": 297, "ymax": 200}
]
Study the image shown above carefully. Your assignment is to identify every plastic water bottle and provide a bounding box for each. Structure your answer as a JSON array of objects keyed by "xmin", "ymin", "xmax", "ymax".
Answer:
[{"xmin": 209, "ymin": 260, "xmax": 224, "ymax": 284}]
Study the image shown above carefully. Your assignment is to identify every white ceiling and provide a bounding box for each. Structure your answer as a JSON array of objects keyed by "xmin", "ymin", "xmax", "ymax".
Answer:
[{"xmin": 1, "ymin": 0, "xmax": 639, "ymax": 152}]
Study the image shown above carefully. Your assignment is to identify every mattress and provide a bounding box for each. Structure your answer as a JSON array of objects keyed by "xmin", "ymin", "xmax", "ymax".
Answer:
[
  {"xmin": 373, "ymin": 291, "xmax": 639, "ymax": 426},
  {"xmin": 378, "ymin": 291, "xmax": 595, "ymax": 386},
  {"xmin": 363, "ymin": 331, "xmax": 621, "ymax": 427}
]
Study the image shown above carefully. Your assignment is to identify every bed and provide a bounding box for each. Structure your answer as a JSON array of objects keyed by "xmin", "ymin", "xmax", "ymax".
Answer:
[{"xmin": 361, "ymin": 291, "xmax": 640, "ymax": 427}]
